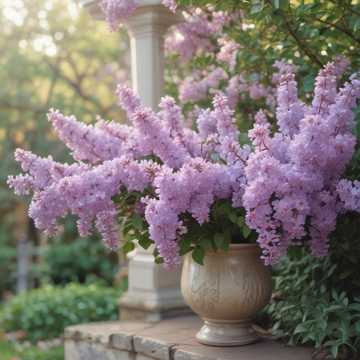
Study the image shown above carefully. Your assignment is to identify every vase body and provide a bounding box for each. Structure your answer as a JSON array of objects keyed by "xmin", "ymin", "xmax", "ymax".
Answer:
[{"xmin": 181, "ymin": 244, "xmax": 272, "ymax": 346}]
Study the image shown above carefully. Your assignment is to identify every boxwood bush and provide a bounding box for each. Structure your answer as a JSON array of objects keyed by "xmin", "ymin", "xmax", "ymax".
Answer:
[{"xmin": 0, "ymin": 283, "xmax": 122, "ymax": 342}]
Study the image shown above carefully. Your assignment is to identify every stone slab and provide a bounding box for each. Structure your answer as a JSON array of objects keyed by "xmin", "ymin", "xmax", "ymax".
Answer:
[{"xmin": 65, "ymin": 316, "xmax": 312, "ymax": 360}]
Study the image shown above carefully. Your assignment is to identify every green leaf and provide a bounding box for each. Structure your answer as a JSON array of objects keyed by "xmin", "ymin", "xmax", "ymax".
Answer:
[
  {"xmin": 237, "ymin": 216, "xmax": 245, "ymax": 227},
  {"xmin": 355, "ymin": 321, "xmax": 360, "ymax": 334},
  {"xmin": 122, "ymin": 241, "xmax": 135, "ymax": 255},
  {"xmin": 242, "ymin": 224, "xmax": 252, "ymax": 239},
  {"xmin": 294, "ymin": 323, "xmax": 307, "ymax": 334},
  {"xmin": 214, "ymin": 233, "xmax": 224, "ymax": 249},
  {"xmin": 192, "ymin": 246, "xmax": 205, "ymax": 265},
  {"xmin": 214, "ymin": 232, "xmax": 231, "ymax": 251},
  {"xmin": 303, "ymin": 74, "xmax": 315, "ymax": 93},
  {"xmin": 155, "ymin": 256, "xmax": 164, "ymax": 265},
  {"xmin": 229, "ymin": 212, "xmax": 238, "ymax": 224},
  {"xmin": 251, "ymin": 0, "xmax": 264, "ymax": 14},
  {"xmin": 131, "ymin": 214, "xmax": 143, "ymax": 231},
  {"xmin": 138, "ymin": 236, "xmax": 152, "ymax": 250},
  {"xmin": 330, "ymin": 345, "xmax": 339, "ymax": 359},
  {"xmin": 199, "ymin": 236, "xmax": 213, "ymax": 251},
  {"xmin": 179, "ymin": 237, "xmax": 193, "ymax": 255},
  {"xmin": 272, "ymin": 0, "xmax": 288, "ymax": 9}
]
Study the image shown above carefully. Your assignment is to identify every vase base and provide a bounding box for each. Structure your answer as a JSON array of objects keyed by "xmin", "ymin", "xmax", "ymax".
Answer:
[{"xmin": 196, "ymin": 320, "xmax": 259, "ymax": 347}]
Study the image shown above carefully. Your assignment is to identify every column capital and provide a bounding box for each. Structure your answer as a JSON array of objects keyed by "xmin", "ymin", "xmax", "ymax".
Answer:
[
  {"xmin": 78, "ymin": 0, "xmax": 183, "ymax": 27},
  {"xmin": 125, "ymin": 5, "xmax": 183, "ymax": 37}
]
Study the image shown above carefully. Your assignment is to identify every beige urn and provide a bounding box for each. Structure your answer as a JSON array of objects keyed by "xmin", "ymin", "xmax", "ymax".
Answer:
[{"xmin": 181, "ymin": 244, "xmax": 272, "ymax": 346}]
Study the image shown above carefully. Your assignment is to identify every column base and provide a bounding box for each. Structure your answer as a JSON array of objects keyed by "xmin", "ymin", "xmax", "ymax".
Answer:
[
  {"xmin": 119, "ymin": 292, "xmax": 191, "ymax": 322},
  {"xmin": 118, "ymin": 247, "xmax": 191, "ymax": 322}
]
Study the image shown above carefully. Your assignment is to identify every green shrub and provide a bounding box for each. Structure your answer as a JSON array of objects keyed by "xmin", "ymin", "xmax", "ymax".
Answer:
[
  {"xmin": 0, "ymin": 283, "xmax": 122, "ymax": 342},
  {"xmin": 36, "ymin": 237, "xmax": 119, "ymax": 286},
  {"xmin": 267, "ymin": 250, "xmax": 360, "ymax": 359},
  {"xmin": 265, "ymin": 211, "xmax": 360, "ymax": 359},
  {"xmin": 0, "ymin": 339, "xmax": 63, "ymax": 360},
  {"xmin": 19, "ymin": 345, "xmax": 64, "ymax": 360}
]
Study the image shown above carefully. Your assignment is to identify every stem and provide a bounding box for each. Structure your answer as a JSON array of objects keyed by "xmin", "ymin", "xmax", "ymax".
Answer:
[
  {"xmin": 281, "ymin": 18, "xmax": 323, "ymax": 67},
  {"xmin": 313, "ymin": 17, "xmax": 360, "ymax": 46},
  {"xmin": 264, "ymin": 0, "xmax": 323, "ymax": 67}
]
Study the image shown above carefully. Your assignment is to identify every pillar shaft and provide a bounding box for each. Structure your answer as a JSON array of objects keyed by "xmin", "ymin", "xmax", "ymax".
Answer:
[{"xmin": 79, "ymin": 0, "xmax": 188, "ymax": 322}]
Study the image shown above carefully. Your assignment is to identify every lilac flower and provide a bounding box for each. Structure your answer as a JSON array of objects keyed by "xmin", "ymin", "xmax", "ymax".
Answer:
[
  {"xmin": 165, "ymin": 8, "xmax": 230, "ymax": 61},
  {"xmin": 276, "ymin": 72, "xmax": 306, "ymax": 137},
  {"xmin": 101, "ymin": 0, "xmax": 139, "ymax": 31},
  {"xmin": 8, "ymin": 59, "xmax": 360, "ymax": 269},
  {"xmin": 162, "ymin": 0, "xmax": 177, "ymax": 13},
  {"xmin": 244, "ymin": 61, "xmax": 360, "ymax": 265},
  {"xmin": 179, "ymin": 67, "xmax": 228, "ymax": 103},
  {"xmin": 48, "ymin": 110, "xmax": 125, "ymax": 164},
  {"xmin": 217, "ymin": 37, "xmax": 239, "ymax": 71}
]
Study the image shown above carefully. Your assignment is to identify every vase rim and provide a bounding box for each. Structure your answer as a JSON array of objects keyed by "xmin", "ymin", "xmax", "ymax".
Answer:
[
  {"xmin": 229, "ymin": 243, "xmax": 259, "ymax": 249},
  {"xmin": 204, "ymin": 243, "xmax": 261, "ymax": 256},
  {"xmin": 228, "ymin": 243, "xmax": 261, "ymax": 253}
]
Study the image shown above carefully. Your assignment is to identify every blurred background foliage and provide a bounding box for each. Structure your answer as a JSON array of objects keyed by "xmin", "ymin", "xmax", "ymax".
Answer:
[
  {"xmin": 0, "ymin": 0, "xmax": 129, "ymax": 356},
  {"xmin": 0, "ymin": 0, "xmax": 130, "ymax": 299}
]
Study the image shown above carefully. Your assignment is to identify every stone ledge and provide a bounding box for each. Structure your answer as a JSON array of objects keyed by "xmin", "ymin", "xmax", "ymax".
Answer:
[{"xmin": 65, "ymin": 316, "xmax": 312, "ymax": 360}]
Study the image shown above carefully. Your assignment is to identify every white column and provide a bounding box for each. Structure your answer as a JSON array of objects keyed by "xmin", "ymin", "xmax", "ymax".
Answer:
[
  {"xmin": 79, "ymin": 0, "xmax": 188, "ymax": 322},
  {"xmin": 126, "ymin": 3, "xmax": 180, "ymax": 109}
]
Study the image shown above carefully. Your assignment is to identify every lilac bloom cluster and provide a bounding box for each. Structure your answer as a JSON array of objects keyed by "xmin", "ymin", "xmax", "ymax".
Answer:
[
  {"xmin": 164, "ymin": 9, "xmax": 287, "ymax": 111},
  {"xmin": 179, "ymin": 68, "xmax": 228, "ymax": 103},
  {"xmin": 100, "ymin": 0, "xmax": 139, "ymax": 31},
  {"xmin": 244, "ymin": 58, "xmax": 360, "ymax": 265},
  {"xmin": 9, "ymin": 86, "xmax": 248, "ymax": 268},
  {"xmin": 217, "ymin": 37, "xmax": 240, "ymax": 72},
  {"xmin": 165, "ymin": 7, "xmax": 231, "ymax": 61},
  {"xmin": 8, "ymin": 59, "xmax": 360, "ymax": 268}
]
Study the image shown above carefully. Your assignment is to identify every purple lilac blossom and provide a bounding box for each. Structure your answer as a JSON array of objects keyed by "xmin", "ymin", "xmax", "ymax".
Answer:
[
  {"xmin": 8, "ymin": 84, "xmax": 249, "ymax": 267},
  {"xmin": 244, "ymin": 60, "xmax": 360, "ymax": 265},
  {"xmin": 101, "ymin": 0, "xmax": 139, "ymax": 31},
  {"xmin": 8, "ymin": 61, "xmax": 360, "ymax": 268}
]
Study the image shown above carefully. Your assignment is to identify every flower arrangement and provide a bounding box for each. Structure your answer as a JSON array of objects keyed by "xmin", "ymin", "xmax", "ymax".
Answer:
[{"xmin": 8, "ymin": 58, "xmax": 360, "ymax": 268}]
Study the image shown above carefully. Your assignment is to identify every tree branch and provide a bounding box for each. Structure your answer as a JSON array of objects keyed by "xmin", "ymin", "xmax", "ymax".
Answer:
[
  {"xmin": 43, "ymin": 57, "xmax": 110, "ymax": 117},
  {"xmin": 313, "ymin": 17, "xmax": 360, "ymax": 46}
]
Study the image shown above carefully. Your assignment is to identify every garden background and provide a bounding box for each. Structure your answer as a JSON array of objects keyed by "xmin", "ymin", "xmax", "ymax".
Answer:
[{"xmin": 0, "ymin": 0, "xmax": 360, "ymax": 359}]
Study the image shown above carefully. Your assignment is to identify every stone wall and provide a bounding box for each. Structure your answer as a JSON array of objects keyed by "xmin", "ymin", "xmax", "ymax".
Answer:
[{"xmin": 65, "ymin": 316, "xmax": 312, "ymax": 360}]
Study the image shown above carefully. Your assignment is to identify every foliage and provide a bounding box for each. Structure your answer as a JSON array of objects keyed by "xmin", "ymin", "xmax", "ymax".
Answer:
[
  {"xmin": 176, "ymin": 0, "xmax": 360, "ymax": 70},
  {"xmin": 0, "ymin": 216, "xmax": 17, "ymax": 298},
  {"xmin": 0, "ymin": 0, "xmax": 128, "ymax": 294},
  {"xmin": 0, "ymin": 0, "xmax": 127, "ymax": 207},
  {"xmin": 36, "ymin": 236, "xmax": 119, "ymax": 286},
  {"xmin": 0, "ymin": 283, "xmax": 122, "ymax": 342},
  {"xmin": 0, "ymin": 340, "xmax": 64, "ymax": 360},
  {"xmin": 119, "ymin": 196, "xmax": 255, "ymax": 266},
  {"xmin": 170, "ymin": 0, "xmax": 360, "ymax": 126},
  {"xmin": 267, "ymin": 213, "xmax": 360, "ymax": 359}
]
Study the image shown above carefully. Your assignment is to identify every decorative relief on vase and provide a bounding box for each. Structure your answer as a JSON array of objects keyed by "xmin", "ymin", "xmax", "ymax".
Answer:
[
  {"xmin": 190, "ymin": 262, "xmax": 220, "ymax": 312},
  {"xmin": 181, "ymin": 245, "xmax": 273, "ymax": 346}
]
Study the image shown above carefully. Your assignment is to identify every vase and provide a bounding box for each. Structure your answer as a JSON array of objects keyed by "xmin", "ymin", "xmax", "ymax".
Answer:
[{"xmin": 181, "ymin": 244, "xmax": 272, "ymax": 346}]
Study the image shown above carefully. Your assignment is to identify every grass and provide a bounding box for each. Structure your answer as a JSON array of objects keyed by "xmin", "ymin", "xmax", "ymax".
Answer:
[{"xmin": 0, "ymin": 339, "xmax": 64, "ymax": 360}]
